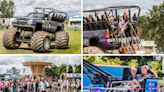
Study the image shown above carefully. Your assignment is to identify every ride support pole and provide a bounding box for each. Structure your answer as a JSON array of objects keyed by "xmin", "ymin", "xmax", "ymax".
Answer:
[{"xmin": 162, "ymin": 57, "xmax": 164, "ymax": 92}]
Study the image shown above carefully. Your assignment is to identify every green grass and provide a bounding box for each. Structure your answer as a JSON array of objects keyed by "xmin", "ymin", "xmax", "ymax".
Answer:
[{"xmin": 0, "ymin": 25, "xmax": 81, "ymax": 54}]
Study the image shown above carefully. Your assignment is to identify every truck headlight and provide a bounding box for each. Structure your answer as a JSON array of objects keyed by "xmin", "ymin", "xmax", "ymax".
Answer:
[
  {"xmin": 11, "ymin": 18, "xmax": 17, "ymax": 24},
  {"xmin": 13, "ymin": 18, "xmax": 17, "ymax": 22},
  {"xmin": 27, "ymin": 20, "xmax": 35, "ymax": 25}
]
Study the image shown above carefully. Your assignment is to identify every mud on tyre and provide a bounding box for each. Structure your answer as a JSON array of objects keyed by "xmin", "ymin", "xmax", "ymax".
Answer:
[
  {"xmin": 54, "ymin": 31, "xmax": 69, "ymax": 49},
  {"xmin": 30, "ymin": 31, "xmax": 51, "ymax": 52},
  {"xmin": 3, "ymin": 27, "xmax": 21, "ymax": 49}
]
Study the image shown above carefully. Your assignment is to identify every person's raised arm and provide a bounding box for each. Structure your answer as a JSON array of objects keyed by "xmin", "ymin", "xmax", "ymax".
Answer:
[{"xmin": 149, "ymin": 69, "xmax": 158, "ymax": 77}]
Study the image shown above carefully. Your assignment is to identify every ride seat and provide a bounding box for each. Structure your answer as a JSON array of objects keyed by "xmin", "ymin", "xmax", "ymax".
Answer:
[
  {"xmin": 60, "ymin": 16, "xmax": 64, "ymax": 22},
  {"xmin": 53, "ymin": 14, "xmax": 58, "ymax": 21},
  {"xmin": 83, "ymin": 18, "xmax": 88, "ymax": 30},
  {"xmin": 58, "ymin": 15, "xmax": 63, "ymax": 22},
  {"xmin": 55, "ymin": 14, "xmax": 59, "ymax": 21},
  {"xmin": 51, "ymin": 14, "xmax": 55, "ymax": 21},
  {"xmin": 57, "ymin": 15, "xmax": 62, "ymax": 22}
]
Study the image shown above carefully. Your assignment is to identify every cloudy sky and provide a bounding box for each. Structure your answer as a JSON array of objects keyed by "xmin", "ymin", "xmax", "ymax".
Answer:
[
  {"xmin": 0, "ymin": 55, "xmax": 81, "ymax": 66},
  {"xmin": 0, "ymin": 55, "xmax": 81, "ymax": 74},
  {"xmin": 13, "ymin": 0, "xmax": 81, "ymax": 16},
  {"xmin": 83, "ymin": 0, "xmax": 163, "ymax": 15}
]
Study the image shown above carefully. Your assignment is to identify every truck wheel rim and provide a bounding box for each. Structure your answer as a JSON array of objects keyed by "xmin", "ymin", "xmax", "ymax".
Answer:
[
  {"xmin": 14, "ymin": 34, "xmax": 20, "ymax": 47},
  {"xmin": 44, "ymin": 38, "xmax": 50, "ymax": 51}
]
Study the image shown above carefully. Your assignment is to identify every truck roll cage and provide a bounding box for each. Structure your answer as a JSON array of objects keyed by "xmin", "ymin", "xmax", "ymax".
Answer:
[
  {"xmin": 84, "ymin": 5, "xmax": 140, "ymax": 19},
  {"xmin": 33, "ymin": 7, "xmax": 68, "ymax": 22},
  {"xmin": 34, "ymin": 7, "xmax": 68, "ymax": 18},
  {"xmin": 83, "ymin": 5, "xmax": 140, "ymax": 29}
]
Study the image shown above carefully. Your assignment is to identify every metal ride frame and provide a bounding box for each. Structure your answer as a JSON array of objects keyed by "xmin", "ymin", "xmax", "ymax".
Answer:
[
  {"xmin": 34, "ymin": 7, "xmax": 68, "ymax": 18},
  {"xmin": 83, "ymin": 6, "xmax": 143, "ymax": 54},
  {"xmin": 83, "ymin": 60, "xmax": 141, "ymax": 92}
]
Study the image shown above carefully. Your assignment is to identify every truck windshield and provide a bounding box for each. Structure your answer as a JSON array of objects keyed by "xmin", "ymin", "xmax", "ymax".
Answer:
[{"xmin": 26, "ymin": 12, "xmax": 43, "ymax": 18}]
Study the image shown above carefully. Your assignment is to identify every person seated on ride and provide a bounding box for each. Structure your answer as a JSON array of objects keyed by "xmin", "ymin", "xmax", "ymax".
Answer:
[
  {"xmin": 84, "ymin": 17, "xmax": 89, "ymax": 24},
  {"xmin": 118, "ymin": 16, "xmax": 126, "ymax": 35},
  {"xmin": 94, "ymin": 12, "xmax": 100, "ymax": 21},
  {"xmin": 132, "ymin": 13, "xmax": 137, "ymax": 22},
  {"xmin": 108, "ymin": 15, "xmax": 114, "ymax": 23},
  {"xmin": 99, "ymin": 15, "xmax": 108, "ymax": 29},
  {"xmin": 83, "ymin": 17, "xmax": 90, "ymax": 30},
  {"xmin": 119, "ymin": 16, "xmax": 125, "ymax": 28},
  {"xmin": 124, "ymin": 67, "xmax": 141, "ymax": 89},
  {"xmin": 83, "ymin": 17, "xmax": 87, "ymax": 23},
  {"xmin": 138, "ymin": 65, "xmax": 157, "ymax": 87},
  {"xmin": 101, "ymin": 15, "xmax": 106, "ymax": 21},
  {"xmin": 123, "ymin": 10, "xmax": 129, "ymax": 22},
  {"xmin": 88, "ymin": 15, "xmax": 95, "ymax": 22},
  {"xmin": 108, "ymin": 15, "xmax": 115, "ymax": 29},
  {"xmin": 128, "ymin": 67, "xmax": 139, "ymax": 80}
]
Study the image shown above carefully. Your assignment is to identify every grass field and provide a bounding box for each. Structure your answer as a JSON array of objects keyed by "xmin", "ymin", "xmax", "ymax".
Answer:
[{"xmin": 0, "ymin": 25, "xmax": 81, "ymax": 54}]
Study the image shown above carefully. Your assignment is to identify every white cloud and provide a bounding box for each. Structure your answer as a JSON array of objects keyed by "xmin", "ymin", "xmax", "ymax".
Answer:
[
  {"xmin": 13, "ymin": 0, "xmax": 81, "ymax": 16},
  {"xmin": 0, "ymin": 55, "xmax": 81, "ymax": 74},
  {"xmin": 0, "ymin": 55, "xmax": 81, "ymax": 66}
]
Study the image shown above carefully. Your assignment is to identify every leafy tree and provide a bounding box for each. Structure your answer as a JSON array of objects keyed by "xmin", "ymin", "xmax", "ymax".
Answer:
[
  {"xmin": 0, "ymin": 0, "xmax": 15, "ymax": 18},
  {"xmin": 84, "ymin": 56, "xmax": 156, "ymax": 66},
  {"xmin": 45, "ymin": 64, "xmax": 81, "ymax": 79},
  {"xmin": 128, "ymin": 59, "xmax": 138, "ymax": 67},
  {"xmin": 7, "ymin": 67, "xmax": 20, "ymax": 75},
  {"xmin": 68, "ymin": 65, "xmax": 73, "ymax": 73},
  {"xmin": 75, "ymin": 65, "xmax": 81, "ymax": 73},
  {"xmin": 149, "ymin": 60, "xmax": 162, "ymax": 76},
  {"xmin": 83, "ymin": 56, "xmax": 161, "ymax": 76},
  {"xmin": 84, "ymin": 56, "xmax": 124, "ymax": 65},
  {"xmin": 45, "ymin": 65, "xmax": 66, "ymax": 79},
  {"xmin": 83, "ymin": 56, "xmax": 96, "ymax": 63},
  {"xmin": 139, "ymin": 1, "xmax": 164, "ymax": 51},
  {"xmin": 44, "ymin": 65, "xmax": 58, "ymax": 77}
]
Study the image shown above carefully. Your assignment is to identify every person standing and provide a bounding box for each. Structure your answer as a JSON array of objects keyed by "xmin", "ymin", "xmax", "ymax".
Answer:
[
  {"xmin": 39, "ymin": 78, "xmax": 47, "ymax": 92},
  {"xmin": 36, "ymin": 80, "xmax": 39, "ymax": 92},
  {"xmin": 11, "ymin": 80, "xmax": 17, "ymax": 92},
  {"xmin": 0, "ymin": 80, "xmax": 5, "ymax": 92},
  {"xmin": 45, "ymin": 80, "xmax": 50, "ymax": 92},
  {"xmin": 22, "ymin": 79, "xmax": 27, "ymax": 92},
  {"xmin": 33, "ymin": 80, "xmax": 37, "ymax": 92},
  {"xmin": 26, "ymin": 80, "xmax": 33, "ymax": 92},
  {"xmin": 62, "ymin": 78, "xmax": 67, "ymax": 92}
]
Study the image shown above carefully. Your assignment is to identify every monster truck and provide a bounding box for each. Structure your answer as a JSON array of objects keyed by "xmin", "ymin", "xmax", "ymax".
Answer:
[{"xmin": 3, "ymin": 8, "xmax": 69, "ymax": 52}]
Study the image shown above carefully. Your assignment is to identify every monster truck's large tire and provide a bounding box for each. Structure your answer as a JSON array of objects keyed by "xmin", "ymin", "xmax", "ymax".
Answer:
[
  {"xmin": 83, "ymin": 46, "xmax": 104, "ymax": 54},
  {"xmin": 54, "ymin": 31, "xmax": 69, "ymax": 49},
  {"xmin": 30, "ymin": 31, "xmax": 51, "ymax": 52},
  {"xmin": 3, "ymin": 27, "xmax": 21, "ymax": 49}
]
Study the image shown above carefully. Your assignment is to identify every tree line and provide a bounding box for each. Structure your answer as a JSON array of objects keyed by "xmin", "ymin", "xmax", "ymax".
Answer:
[
  {"xmin": 84, "ymin": 56, "xmax": 162, "ymax": 77},
  {"xmin": 0, "ymin": 0, "xmax": 14, "ymax": 18},
  {"xmin": 44, "ymin": 64, "xmax": 81, "ymax": 79},
  {"xmin": 139, "ymin": 1, "xmax": 164, "ymax": 52}
]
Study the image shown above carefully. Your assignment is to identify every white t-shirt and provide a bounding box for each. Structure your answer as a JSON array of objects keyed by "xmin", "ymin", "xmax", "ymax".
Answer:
[{"xmin": 46, "ymin": 81, "xmax": 50, "ymax": 87}]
